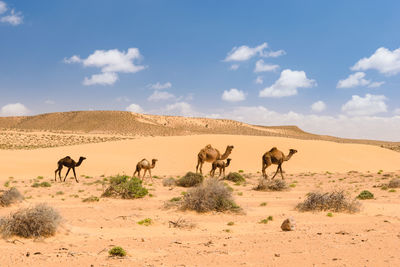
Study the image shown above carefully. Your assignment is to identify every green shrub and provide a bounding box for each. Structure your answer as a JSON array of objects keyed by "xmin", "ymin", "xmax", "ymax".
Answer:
[
  {"xmin": 31, "ymin": 182, "xmax": 51, "ymax": 188},
  {"xmin": 137, "ymin": 218, "xmax": 152, "ymax": 226},
  {"xmin": 108, "ymin": 246, "xmax": 127, "ymax": 257},
  {"xmin": 327, "ymin": 212, "xmax": 333, "ymax": 217},
  {"xmin": 102, "ymin": 175, "xmax": 148, "ymax": 199},
  {"xmin": 170, "ymin": 197, "xmax": 182, "ymax": 202},
  {"xmin": 82, "ymin": 196, "xmax": 100, "ymax": 202},
  {"xmin": 260, "ymin": 202, "xmax": 267, "ymax": 206},
  {"xmin": 357, "ymin": 190, "xmax": 374, "ymax": 200},
  {"xmin": 225, "ymin": 172, "xmax": 245, "ymax": 184},
  {"xmin": 227, "ymin": 221, "xmax": 234, "ymax": 226},
  {"xmin": 176, "ymin": 172, "xmax": 203, "ymax": 187}
]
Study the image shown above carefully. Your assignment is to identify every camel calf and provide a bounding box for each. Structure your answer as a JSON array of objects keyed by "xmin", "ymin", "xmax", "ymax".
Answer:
[
  {"xmin": 210, "ymin": 158, "xmax": 232, "ymax": 178},
  {"xmin": 133, "ymin": 158, "xmax": 158, "ymax": 181}
]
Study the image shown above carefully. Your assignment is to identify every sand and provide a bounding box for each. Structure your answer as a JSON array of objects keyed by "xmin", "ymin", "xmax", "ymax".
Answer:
[{"xmin": 0, "ymin": 134, "xmax": 399, "ymax": 266}]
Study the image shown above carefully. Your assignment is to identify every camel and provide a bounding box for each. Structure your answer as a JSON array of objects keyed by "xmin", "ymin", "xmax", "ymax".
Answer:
[
  {"xmin": 55, "ymin": 156, "xmax": 86, "ymax": 183},
  {"xmin": 133, "ymin": 158, "xmax": 158, "ymax": 181},
  {"xmin": 196, "ymin": 144, "xmax": 234, "ymax": 174},
  {"xmin": 262, "ymin": 147, "xmax": 297, "ymax": 180},
  {"xmin": 210, "ymin": 158, "xmax": 232, "ymax": 178}
]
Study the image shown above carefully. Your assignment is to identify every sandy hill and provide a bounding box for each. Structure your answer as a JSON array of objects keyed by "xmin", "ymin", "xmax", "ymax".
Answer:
[{"xmin": 0, "ymin": 110, "xmax": 399, "ymax": 151}]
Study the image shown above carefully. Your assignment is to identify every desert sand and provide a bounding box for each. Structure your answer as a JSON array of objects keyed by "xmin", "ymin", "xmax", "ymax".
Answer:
[{"xmin": 0, "ymin": 112, "xmax": 400, "ymax": 266}]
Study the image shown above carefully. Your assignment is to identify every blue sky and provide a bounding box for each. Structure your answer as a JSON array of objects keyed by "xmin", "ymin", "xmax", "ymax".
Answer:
[{"xmin": 1, "ymin": 1, "xmax": 400, "ymax": 141}]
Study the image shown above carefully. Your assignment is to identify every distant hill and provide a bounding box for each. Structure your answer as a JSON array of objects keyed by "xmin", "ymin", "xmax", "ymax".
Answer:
[{"xmin": 0, "ymin": 110, "xmax": 399, "ymax": 151}]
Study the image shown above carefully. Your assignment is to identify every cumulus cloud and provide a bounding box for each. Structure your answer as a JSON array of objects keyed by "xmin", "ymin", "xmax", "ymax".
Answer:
[
  {"xmin": 264, "ymin": 49, "xmax": 286, "ymax": 58},
  {"xmin": 0, "ymin": 1, "xmax": 7, "ymax": 14},
  {"xmin": 0, "ymin": 1, "xmax": 23, "ymax": 26},
  {"xmin": 230, "ymin": 64, "xmax": 239, "ymax": 70},
  {"xmin": 224, "ymin": 43, "xmax": 268, "ymax": 62},
  {"xmin": 148, "ymin": 90, "xmax": 175, "ymax": 102},
  {"xmin": 341, "ymin": 94, "xmax": 387, "ymax": 116},
  {"xmin": 259, "ymin": 69, "xmax": 316, "ymax": 98},
  {"xmin": 147, "ymin": 82, "xmax": 172, "ymax": 90},
  {"xmin": 222, "ymin": 88, "xmax": 246, "ymax": 102},
  {"xmin": 255, "ymin": 76, "xmax": 263, "ymax": 84},
  {"xmin": 351, "ymin": 47, "xmax": 400, "ymax": 76},
  {"xmin": 64, "ymin": 48, "xmax": 146, "ymax": 86},
  {"xmin": 165, "ymin": 102, "xmax": 196, "ymax": 116},
  {"xmin": 254, "ymin": 60, "xmax": 279, "ymax": 73},
  {"xmin": 83, "ymin": 72, "xmax": 118, "ymax": 86},
  {"xmin": 311, "ymin": 101, "xmax": 326, "ymax": 112},
  {"xmin": 337, "ymin": 72, "xmax": 370, "ymax": 88},
  {"xmin": 368, "ymin": 81, "xmax": 385, "ymax": 88},
  {"xmin": 1, "ymin": 103, "xmax": 29, "ymax": 116},
  {"xmin": 126, "ymin": 103, "xmax": 144, "ymax": 113},
  {"xmin": 394, "ymin": 108, "xmax": 400, "ymax": 115}
]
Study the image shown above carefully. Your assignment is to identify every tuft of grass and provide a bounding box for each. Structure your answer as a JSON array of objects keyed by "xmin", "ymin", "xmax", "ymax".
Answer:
[
  {"xmin": 102, "ymin": 175, "xmax": 148, "ymax": 199},
  {"xmin": 37, "ymin": 176, "xmax": 44, "ymax": 180},
  {"xmin": 254, "ymin": 179, "xmax": 288, "ymax": 191},
  {"xmin": 227, "ymin": 221, "xmax": 234, "ymax": 226},
  {"xmin": 260, "ymin": 202, "xmax": 267, "ymax": 206},
  {"xmin": 327, "ymin": 212, "xmax": 333, "ymax": 217},
  {"xmin": 137, "ymin": 218, "xmax": 152, "ymax": 226},
  {"xmin": 357, "ymin": 190, "xmax": 374, "ymax": 200},
  {"xmin": 238, "ymin": 170, "xmax": 244, "ymax": 173},
  {"xmin": 223, "ymin": 229, "xmax": 231, "ymax": 233},
  {"xmin": 0, "ymin": 203, "xmax": 61, "ymax": 238},
  {"xmin": 82, "ymin": 196, "xmax": 100, "ymax": 202},
  {"xmin": 296, "ymin": 190, "xmax": 360, "ymax": 213},
  {"xmin": 259, "ymin": 219, "xmax": 269, "ymax": 224},
  {"xmin": 176, "ymin": 172, "xmax": 203, "ymax": 187},
  {"xmin": 289, "ymin": 183, "xmax": 296, "ymax": 188},
  {"xmin": 225, "ymin": 172, "xmax": 245, "ymax": 184},
  {"xmin": 170, "ymin": 197, "xmax": 182, "ymax": 202},
  {"xmin": 0, "ymin": 188, "xmax": 24, "ymax": 207},
  {"xmin": 162, "ymin": 177, "xmax": 176, "ymax": 187},
  {"xmin": 4, "ymin": 181, "xmax": 10, "ymax": 187},
  {"xmin": 56, "ymin": 191, "xmax": 64, "ymax": 195},
  {"xmin": 108, "ymin": 246, "xmax": 127, "ymax": 257},
  {"xmin": 181, "ymin": 178, "xmax": 240, "ymax": 213},
  {"xmin": 31, "ymin": 181, "xmax": 51, "ymax": 188},
  {"xmin": 389, "ymin": 189, "xmax": 396, "ymax": 193}
]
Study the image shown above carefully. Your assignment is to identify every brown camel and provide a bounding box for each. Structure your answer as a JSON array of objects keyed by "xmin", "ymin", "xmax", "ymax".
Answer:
[
  {"xmin": 210, "ymin": 158, "xmax": 232, "ymax": 178},
  {"xmin": 196, "ymin": 144, "xmax": 234, "ymax": 174},
  {"xmin": 262, "ymin": 147, "xmax": 297, "ymax": 180},
  {"xmin": 55, "ymin": 156, "xmax": 86, "ymax": 183},
  {"xmin": 133, "ymin": 158, "xmax": 158, "ymax": 181}
]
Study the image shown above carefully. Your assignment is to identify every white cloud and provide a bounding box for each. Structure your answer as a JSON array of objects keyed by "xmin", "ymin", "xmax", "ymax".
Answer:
[
  {"xmin": 337, "ymin": 72, "xmax": 370, "ymax": 88},
  {"xmin": 1, "ymin": 103, "xmax": 29, "ymax": 116},
  {"xmin": 263, "ymin": 49, "xmax": 286, "ymax": 58},
  {"xmin": 147, "ymin": 82, "xmax": 172, "ymax": 90},
  {"xmin": 165, "ymin": 102, "xmax": 196, "ymax": 116},
  {"xmin": 83, "ymin": 72, "xmax": 118, "ymax": 86},
  {"xmin": 45, "ymin": 100, "xmax": 55, "ymax": 105},
  {"xmin": 115, "ymin": 96, "xmax": 130, "ymax": 102},
  {"xmin": 311, "ymin": 101, "xmax": 326, "ymax": 112},
  {"xmin": 65, "ymin": 48, "xmax": 145, "ymax": 86},
  {"xmin": 255, "ymin": 76, "xmax": 263, "ymax": 84},
  {"xmin": 126, "ymin": 103, "xmax": 144, "ymax": 113},
  {"xmin": 351, "ymin": 47, "xmax": 400, "ymax": 76},
  {"xmin": 148, "ymin": 90, "xmax": 175, "ymax": 102},
  {"xmin": 394, "ymin": 108, "xmax": 400, "ymax": 115},
  {"xmin": 254, "ymin": 60, "xmax": 279, "ymax": 73},
  {"xmin": 341, "ymin": 94, "xmax": 387, "ymax": 116},
  {"xmin": 0, "ymin": 9, "xmax": 23, "ymax": 25},
  {"xmin": 368, "ymin": 81, "xmax": 385, "ymax": 88},
  {"xmin": 259, "ymin": 69, "xmax": 316, "ymax": 98},
  {"xmin": 230, "ymin": 64, "xmax": 239, "ymax": 70},
  {"xmin": 0, "ymin": 1, "xmax": 7, "ymax": 14},
  {"xmin": 225, "ymin": 43, "xmax": 268, "ymax": 62},
  {"xmin": 222, "ymin": 88, "xmax": 246, "ymax": 102}
]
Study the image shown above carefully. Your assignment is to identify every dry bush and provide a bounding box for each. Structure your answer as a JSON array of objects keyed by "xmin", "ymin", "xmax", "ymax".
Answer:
[
  {"xmin": 254, "ymin": 178, "xmax": 288, "ymax": 191},
  {"xmin": 181, "ymin": 178, "xmax": 240, "ymax": 212},
  {"xmin": 102, "ymin": 175, "xmax": 148, "ymax": 199},
  {"xmin": 296, "ymin": 190, "xmax": 360, "ymax": 213},
  {"xmin": 176, "ymin": 172, "xmax": 203, "ymax": 187},
  {"xmin": 0, "ymin": 203, "xmax": 61, "ymax": 238},
  {"xmin": 168, "ymin": 217, "xmax": 195, "ymax": 229},
  {"xmin": 162, "ymin": 177, "xmax": 176, "ymax": 187},
  {"xmin": 388, "ymin": 178, "xmax": 400, "ymax": 188},
  {"xmin": 0, "ymin": 188, "xmax": 24, "ymax": 207}
]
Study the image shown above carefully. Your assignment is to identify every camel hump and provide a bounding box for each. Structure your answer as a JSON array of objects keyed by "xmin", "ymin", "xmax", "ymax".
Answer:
[
  {"xmin": 269, "ymin": 147, "xmax": 278, "ymax": 152},
  {"xmin": 65, "ymin": 156, "xmax": 71, "ymax": 159}
]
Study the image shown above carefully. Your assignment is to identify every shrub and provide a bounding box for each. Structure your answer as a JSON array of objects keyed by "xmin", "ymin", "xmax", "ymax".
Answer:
[
  {"xmin": 137, "ymin": 218, "xmax": 152, "ymax": 226},
  {"xmin": 82, "ymin": 196, "xmax": 100, "ymax": 202},
  {"xmin": 0, "ymin": 203, "xmax": 61, "ymax": 238},
  {"xmin": 357, "ymin": 190, "xmax": 374, "ymax": 200},
  {"xmin": 176, "ymin": 172, "xmax": 203, "ymax": 187},
  {"xmin": 0, "ymin": 188, "xmax": 24, "ymax": 207},
  {"xmin": 181, "ymin": 178, "xmax": 240, "ymax": 212},
  {"xmin": 31, "ymin": 182, "xmax": 51, "ymax": 188},
  {"xmin": 162, "ymin": 177, "xmax": 176, "ymax": 187},
  {"xmin": 108, "ymin": 246, "xmax": 126, "ymax": 257},
  {"xmin": 254, "ymin": 179, "xmax": 288, "ymax": 191},
  {"xmin": 225, "ymin": 172, "xmax": 245, "ymax": 184},
  {"xmin": 296, "ymin": 190, "xmax": 360, "ymax": 213},
  {"xmin": 327, "ymin": 212, "xmax": 333, "ymax": 217},
  {"xmin": 388, "ymin": 179, "xmax": 400, "ymax": 188},
  {"xmin": 102, "ymin": 175, "xmax": 148, "ymax": 199}
]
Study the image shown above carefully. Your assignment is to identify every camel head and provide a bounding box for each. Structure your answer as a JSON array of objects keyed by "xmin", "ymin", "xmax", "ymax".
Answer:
[
  {"xmin": 289, "ymin": 149, "xmax": 297, "ymax": 155},
  {"xmin": 226, "ymin": 145, "xmax": 234, "ymax": 152},
  {"xmin": 226, "ymin": 158, "xmax": 232, "ymax": 163},
  {"xmin": 151, "ymin": 159, "xmax": 158, "ymax": 164},
  {"xmin": 79, "ymin": 156, "xmax": 87, "ymax": 162}
]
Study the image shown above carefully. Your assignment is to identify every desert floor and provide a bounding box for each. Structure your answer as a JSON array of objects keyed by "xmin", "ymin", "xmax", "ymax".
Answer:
[{"xmin": 0, "ymin": 134, "xmax": 400, "ymax": 266}]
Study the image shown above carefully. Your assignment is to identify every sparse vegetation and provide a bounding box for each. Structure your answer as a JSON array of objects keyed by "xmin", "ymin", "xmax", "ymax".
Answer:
[
  {"xmin": 170, "ymin": 197, "xmax": 182, "ymax": 202},
  {"xmin": 82, "ymin": 196, "xmax": 100, "ymax": 202},
  {"xmin": 296, "ymin": 190, "xmax": 360, "ymax": 213},
  {"xmin": 168, "ymin": 217, "xmax": 195, "ymax": 229},
  {"xmin": 225, "ymin": 172, "xmax": 245, "ymax": 184},
  {"xmin": 108, "ymin": 246, "xmax": 127, "ymax": 257},
  {"xmin": 176, "ymin": 172, "xmax": 203, "ymax": 187},
  {"xmin": 181, "ymin": 178, "xmax": 240, "ymax": 213},
  {"xmin": 254, "ymin": 179, "xmax": 288, "ymax": 191},
  {"xmin": 327, "ymin": 212, "xmax": 333, "ymax": 217},
  {"xmin": 227, "ymin": 221, "xmax": 234, "ymax": 226},
  {"xmin": 137, "ymin": 218, "xmax": 152, "ymax": 226},
  {"xmin": 388, "ymin": 178, "xmax": 400, "ymax": 188},
  {"xmin": 357, "ymin": 190, "xmax": 374, "ymax": 200},
  {"xmin": 31, "ymin": 181, "xmax": 51, "ymax": 188},
  {"xmin": 389, "ymin": 189, "xmax": 396, "ymax": 193},
  {"xmin": 260, "ymin": 202, "xmax": 267, "ymax": 206},
  {"xmin": 0, "ymin": 188, "xmax": 23, "ymax": 207},
  {"xmin": 0, "ymin": 203, "xmax": 61, "ymax": 238},
  {"xmin": 162, "ymin": 177, "xmax": 176, "ymax": 187},
  {"xmin": 102, "ymin": 175, "xmax": 148, "ymax": 199}
]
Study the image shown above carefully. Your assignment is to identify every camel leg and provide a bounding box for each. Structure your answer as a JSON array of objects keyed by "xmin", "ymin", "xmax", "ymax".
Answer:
[
  {"xmin": 72, "ymin": 167, "xmax": 79, "ymax": 183},
  {"xmin": 142, "ymin": 169, "xmax": 147, "ymax": 181},
  {"xmin": 218, "ymin": 167, "xmax": 223, "ymax": 178},
  {"xmin": 63, "ymin": 168, "xmax": 71, "ymax": 182},
  {"xmin": 271, "ymin": 165, "xmax": 280, "ymax": 180},
  {"xmin": 279, "ymin": 164, "xmax": 284, "ymax": 180},
  {"xmin": 149, "ymin": 169, "xmax": 153, "ymax": 182},
  {"xmin": 223, "ymin": 166, "xmax": 226, "ymax": 178},
  {"xmin": 262, "ymin": 157, "xmax": 272, "ymax": 180},
  {"xmin": 199, "ymin": 162, "xmax": 203, "ymax": 174},
  {"xmin": 196, "ymin": 157, "xmax": 201, "ymax": 173}
]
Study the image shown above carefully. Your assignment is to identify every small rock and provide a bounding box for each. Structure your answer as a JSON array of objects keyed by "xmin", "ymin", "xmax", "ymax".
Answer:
[
  {"xmin": 275, "ymin": 253, "xmax": 280, "ymax": 257},
  {"xmin": 281, "ymin": 217, "xmax": 296, "ymax": 231},
  {"xmin": 26, "ymin": 252, "xmax": 30, "ymax": 257},
  {"xmin": 33, "ymin": 252, "xmax": 41, "ymax": 255}
]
